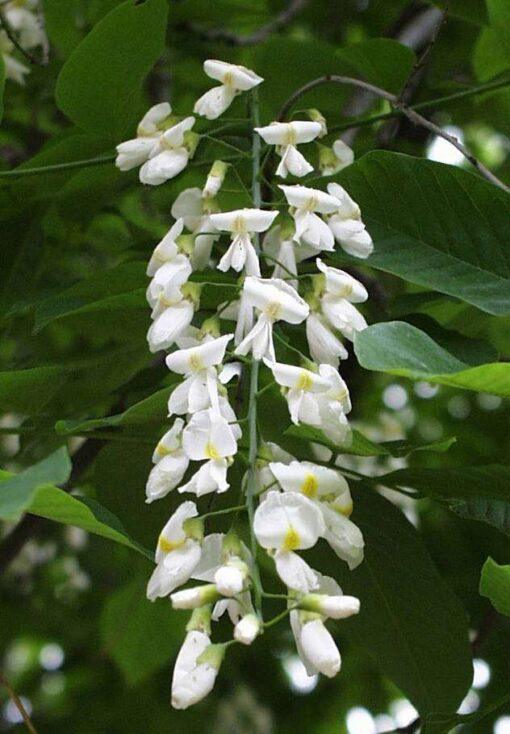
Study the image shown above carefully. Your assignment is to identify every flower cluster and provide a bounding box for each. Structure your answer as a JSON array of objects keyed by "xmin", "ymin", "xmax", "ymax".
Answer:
[
  {"xmin": 1, "ymin": 0, "xmax": 46, "ymax": 84},
  {"xmin": 116, "ymin": 59, "xmax": 374, "ymax": 709}
]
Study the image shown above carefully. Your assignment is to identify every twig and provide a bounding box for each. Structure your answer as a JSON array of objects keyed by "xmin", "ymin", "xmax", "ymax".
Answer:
[
  {"xmin": 181, "ymin": 0, "xmax": 308, "ymax": 46},
  {"xmin": 0, "ymin": 672, "xmax": 38, "ymax": 734},
  {"xmin": 277, "ymin": 74, "xmax": 510, "ymax": 193},
  {"xmin": 0, "ymin": 7, "xmax": 47, "ymax": 67}
]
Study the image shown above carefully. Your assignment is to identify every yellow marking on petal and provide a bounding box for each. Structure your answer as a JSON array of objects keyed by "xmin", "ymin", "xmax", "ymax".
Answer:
[
  {"xmin": 158, "ymin": 536, "xmax": 184, "ymax": 553},
  {"xmin": 205, "ymin": 442, "xmax": 220, "ymax": 460},
  {"xmin": 296, "ymin": 370, "xmax": 313, "ymax": 391},
  {"xmin": 264, "ymin": 301, "xmax": 282, "ymax": 320},
  {"xmin": 232, "ymin": 216, "xmax": 247, "ymax": 233},
  {"xmin": 301, "ymin": 473, "xmax": 318, "ymax": 498},
  {"xmin": 284, "ymin": 125, "xmax": 297, "ymax": 145},
  {"xmin": 332, "ymin": 387, "xmax": 348, "ymax": 402},
  {"xmin": 223, "ymin": 72, "xmax": 233, "ymax": 86},
  {"xmin": 188, "ymin": 353, "xmax": 204, "ymax": 371},
  {"xmin": 155, "ymin": 443, "xmax": 171, "ymax": 458},
  {"xmin": 283, "ymin": 526, "xmax": 301, "ymax": 551}
]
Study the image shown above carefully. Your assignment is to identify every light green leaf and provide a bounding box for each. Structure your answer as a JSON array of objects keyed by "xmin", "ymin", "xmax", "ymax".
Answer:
[
  {"xmin": 336, "ymin": 152, "xmax": 510, "ymax": 315},
  {"xmin": 100, "ymin": 577, "xmax": 185, "ymax": 685},
  {"xmin": 354, "ymin": 321, "xmax": 510, "ymax": 397},
  {"xmin": 34, "ymin": 262, "xmax": 146, "ymax": 332},
  {"xmin": 336, "ymin": 39, "xmax": 416, "ymax": 95},
  {"xmin": 319, "ymin": 488, "xmax": 472, "ymax": 717},
  {"xmin": 56, "ymin": 0, "xmax": 169, "ymax": 139},
  {"xmin": 0, "ymin": 447, "xmax": 71, "ymax": 521},
  {"xmin": 473, "ymin": 1, "xmax": 510, "ymax": 81},
  {"xmin": 0, "ymin": 365, "xmax": 67, "ymax": 414},
  {"xmin": 479, "ymin": 557, "xmax": 510, "ymax": 616}
]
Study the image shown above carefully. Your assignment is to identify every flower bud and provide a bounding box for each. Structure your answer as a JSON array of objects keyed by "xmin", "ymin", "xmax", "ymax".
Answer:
[
  {"xmin": 203, "ymin": 160, "xmax": 228, "ymax": 198},
  {"xmin": 234, "ymin": 614, "xmax": 261, "ymax": 645},
  {"xmin": 171, "ymin": 631, "xmax": 222, "ymax": 709},
  {"xmin": 300, "ymin": 619, "xmax": 341, "ymax": 677},
  {"xmin": 186, "ymin": 605, "xmax": 212, "ymax": 634},
  {"xmin": 171, "ymin": 584, "xmax": 219, "ymax": 610},
  {"xmin": 299, "ymin": 593, "xmax": 360, "ymax": 619},
  {"xmin": 306, "ymin": 108, "xmax": 327, "ymax": 137},
  {"xmin": 214, "ymin": 559, "xmax": 249, "ymax": 597}
]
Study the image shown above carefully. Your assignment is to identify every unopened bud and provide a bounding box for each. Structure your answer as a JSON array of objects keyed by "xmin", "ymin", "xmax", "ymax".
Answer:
[
  {"xmin": 234, "ymin": 614, "xmax": 261, "ymax": 645},
  {"xmin": 306, "ymin": 108, "xmax": 327, "ymax": 137},
  {"xmin": 171, "ymin": 584, "xmax": 219, "ymax": 610},
  {"xmin": 203, "ymin": 160, "xmax": 228, "ymax": 198},
  {"xmin": 299, "ymin": 593, "xmax": 360, "ymax": 620}
]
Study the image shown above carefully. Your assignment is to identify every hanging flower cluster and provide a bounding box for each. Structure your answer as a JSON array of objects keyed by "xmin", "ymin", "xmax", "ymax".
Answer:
[
  {"xmin": 116, "ymin": 59, "xmax": 374, "ymax": 709},
  {"xmin": 1, "ymin": 0, "xmax": 46, "ymax": 84}
]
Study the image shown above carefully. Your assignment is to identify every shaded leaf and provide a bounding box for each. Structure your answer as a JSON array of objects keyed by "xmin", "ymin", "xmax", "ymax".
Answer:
[
  {"xmin": 479, "ymin": 557, "xmax": 510, "ymax": 616},
  {"xmin": 335, "ymin": 152, "xmax": 510, "ymax": 315},
  {"xmin": 56, "ymin": 0, "xmax": 169, "ymax": 139},
  {"xmin": 336, "ymin": 39, "xmax": 415, "ymax": 95}
]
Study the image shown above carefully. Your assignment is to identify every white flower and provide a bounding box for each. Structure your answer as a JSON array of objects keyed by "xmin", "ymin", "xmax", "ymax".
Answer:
[
  {"xmin": 326, "ymin": 182, "xmax": 373, "ymax": 259},
  {"xmin": 116, "ymin": 102, "xmax": 171, "ymax": 171},
  {"xmin": 5, "ymin": 2, "xmax": 46, "ymax": 49},
  {"xmin": 147, "ymin": 299, "xmax": 195, "ymax": 353},
  {"xmin": 214, "ymin": 559, "xmax": 248, "ymax": 597},
  {"xmin": 146, "ymin": 254, "xmax": 192, "ymax": 318},
  {"xmin": 210, "ymin": 209, "xmax": 278, "ymax": 276},
  {"xmin": 171, "ymin": 187, "xmax": 220, "ymax": 270},
  {"xmin": 203, "ymin": 160, "xmax": 228, "ymax": 198},
  {"xmin": 171, "ymin": 631, "xmax": 222, "ymax": 709},
  {"xmin": 234, "ymin": 614, "xmax": 261, "ymax": 645},
  {"xmin": 254, "ymin": 491, "xmax": 325, "ymax": 592},
  {"xmin": 139, "ymin": 116, "xmax": 197, "ymax": 186},
  {"xmin": 306, "ymin": 313, "xmax": 348, "ymax": 367},
  {"xmin": 146, "ymin": 418, "xmax": 189, "ymax": 503},
  {"xmin": 166, "ymin": 334, "xmax": 233, "ymax": 415},
  {"xmin": 267, "ymin": 361, "xmax": 330, "ymax": 424},
  {"xmin": 316, "ymin": 258, "xmax": 368, "ymax": 303},
  {"xmin": 319, "ymin": 139, "xmax": 354, "ymax": 176},
  {"xmin": 171, "ymin": 584, "xmax": 219, "ymax": 609},
  {"xmin": 235, "ymin": 277, "xmax": 309, "ymax": 362},
  {"xmin": 320, "ymin": 503, "xmax": 364, "ymax": 569},
  {"xmin": 280, "ymin": 184, "xmax": 341, "ymax": 252},
  {"xmin": 295, "ymin": 618, "xmax": 341, "ymax": 678},
  {"xmin": 218, "ymin": 293, "xmax": 255, "ymax": 347},
  {"xmin": 321, "ymin": 296, "xmax": 367, "ymax": 341},
  {"xmin": 262, "ymin": 225, "xmax": 298, "ymax": 288},
  {"xmin": 146, "ymin": 501, "xmax": 202, "ymax": 600},
  {"xmin": 146, "ymin": 218, "xmax": 186, "ymax": 277},
  {"xmin": 194, "ymin": 60, "xmax": 263, "ymax": 120},
  {"xmin": 269, "ymin": 460, "xmax": 350, "ymax": 502},
  {"xmin": 255, "ymin": 121, "xmax": 322, "ymax": 178},
  {"xmin": 179, "ymin": 408, "xmax": 239, "ymax": 496}
]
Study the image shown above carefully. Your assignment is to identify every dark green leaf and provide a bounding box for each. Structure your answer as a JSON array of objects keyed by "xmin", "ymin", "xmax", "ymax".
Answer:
[
  {"xmin": 320, "ymin": 488, "xmax": 472, "ymax": 716},
  {"xmin": 479, "ymin": 557, "xmax": 510, "ymax": 616},
  {"xmin": 0, "ymin": 54, "xmax": 5, "ymax": 124},
  {"xmin": 100, "ymin": 577, "xmax": 185, "ymax": 685},
  {"xmin": 336, "ymin": 39, "xmax": 416, "ymax": 95},
  {"xmin": 56, "ymin": 0, "xmax": 169, "ymax": 139},
  {"xmin": 354, "ymin": 321, "xmax": 510, "ymax": 397},
  {"xmin": 335, "ymin": 152, "xmax": 510, "ymax": 315}
]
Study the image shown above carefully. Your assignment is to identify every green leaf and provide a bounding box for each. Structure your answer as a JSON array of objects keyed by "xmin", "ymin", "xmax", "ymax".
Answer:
[
  {"xmin": 286, "ymin": 424, "xmax": 455, "ymax": 458},
  {"xmin": 34, "ymin": 262, "xmax": 146, "ymax": 332},
  {"xmin": 100, "ymin": 577, "xmax": 185, "ymax": 685},
  {"xmin": 354, "ymin": 321, "xmax": 510, "ymax": 397},
  {"xmin": 55, "ymin": 385, "xmax": 173, "ymax": 436},
  {"xmin": 335, "ymin": 151, "xmax": 510, "ymax": 315},
  {"xmin": 43, "ymin": 0, "xmax": 83, "ymax": 57},
  {"xmin": 0, "ymin": 365, "xmax": 67, "ymax": 414},
  {"xmin": 473, "ymin": 1, "xmax": 510, "ymax": 81},
  {"xmin": 336, "ymin": 39, "xmax": 416, "ymax": 95},
  {"xmin": 320, "ymin": 488, "xmax": 472, "ymax": 716},
  {"xmin": 479, "ymin": 557, "xmax": 510, "ymax": 616},
  {"xmin": 381, "ymin": 464, "xmax": 510, "ymax": 536},
  {"xmin": 55, "ymin": 0, "xmax": 169, "ymax": 139},
  {"xmin": 427, "ymin": 0, "xmax": 488, "ymax": 25},
  {"xmin": 0, "ymin": 53, "xmax": 5, "ymax": 124},
  {"xmin": 0, "ymin": 447, "xmax": 71, "ymax": 521}
]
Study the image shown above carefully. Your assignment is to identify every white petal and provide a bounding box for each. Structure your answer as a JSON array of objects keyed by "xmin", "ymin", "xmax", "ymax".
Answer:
[
  {"xmin": 139, "ymin": 148, "xmax": 189, "ymax": 185},
  {"xmin": 146, "ymin": 452, "xmax": 190, "ymax": 503},
  {"xmin": 320, "ymin": 504, "xmax": 364, "ymax": 569},
  {"xmin": 171, "ymin": 631, "xmax": 218, "ymax": 709},
  {"xmin": 147, "ymin": 300, "xmax": 194, "ymax": 353},
  {"xmin": 137, "ymin": 102, "xmax": 171, "ymax": 136},
  {"xmin": 274, "ymin": 549, "xmax": 319, "ymax": 593},
  {"xmin": 147, "ymin": 219, "xmax": 184, "ymax": 276},
  {"xmin": 269, "ymin": 361, "xmax": 329, "ymax": 392},
  {"xmin": 203, "ymin": 60, "xmax": 263, "ymax": 90},
  {"xmin": 316, "ymin": 258, "xmax": 368, "ymax": 302},
  {"xmin": 115, "ymin": 137, "xmax": 158, "ymax": 171},
  {"xmin": 306, "ymin": 313, "xmax": 348, "ymax": 367},
  {"xmin": 147, "ymin": 540, "xmax": 201, "ymax": 599},
  {"xmin": 279, "ymin": 184, "xmax": 341, "ymax": 213},
  {"xmin": 253, "ymin": 490, "xmax": 325, "ymax": 550},
  {"xmin": 194, "ymin": 85, "xmax": 237, "ymax": 120},
  {"xmin": 326, "ymin": 183, "xmax": 361, "ymax": 218},
  {"xmin": 300, "ymin": 619, "xmax": 341, "ymax": 677},
  {"xmin": 278, "ymin": 145, "xmax": 314, "ymax": 178},
  {"xmin": 171, "ymin": 188, "xmax": 204, "ymax": 230},
  {"xmin": 321, "ymin": 296, "xmax": 367, "ymax": 341},
  {"xmin": 162, "ymin": 116, "xmax": 195, "ymax": 148},
  {"xmin": 166, "ymin": 334, "xmax": 232, "ymax": 374},
  {"xmin": 192, "ymin": 533, "xmax": 225, "ymax": 581},
  {"xmin": 270, "ymin": 460, "xmax": 349, "ymax": 500},
  {"xmin": 218, "ymin": 362, "xmax": 242, "ymax": 384},
  {"xmin": 157, "ymin": 501, "xmax": 198, "ymax": 558},
  {"xmin": 178, "ymin": 459, "xmax": 229, "ymax": 496}
]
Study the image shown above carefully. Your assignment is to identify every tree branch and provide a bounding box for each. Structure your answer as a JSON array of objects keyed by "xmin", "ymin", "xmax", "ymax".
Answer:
[
  {"xmin": 0, "ymin": 672, "xmax": 38, "ymax": 734},
  {"xmin": 181, "ymin": 0, "xmax": 308, "ymax": 46},
  {"xmin": 277, "ymin": 74, "xmax": 510, "ymax": 193}
]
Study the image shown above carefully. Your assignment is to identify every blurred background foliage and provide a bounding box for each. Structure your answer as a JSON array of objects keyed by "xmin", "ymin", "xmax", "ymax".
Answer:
[{"xmin": 1, "ymin": 0, "xmax": 510, "ymax": 732}]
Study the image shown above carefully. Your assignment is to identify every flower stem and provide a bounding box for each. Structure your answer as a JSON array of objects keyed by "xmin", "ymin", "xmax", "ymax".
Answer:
[{"xmin": 245, "ymin": 87, "xmax": 264, "ymax": 617}]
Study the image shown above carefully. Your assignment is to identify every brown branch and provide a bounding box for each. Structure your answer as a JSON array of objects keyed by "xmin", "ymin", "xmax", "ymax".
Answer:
[
  {"xmin": 277, "ymin": 74, "xmax": 510, "ymax": 193},
  {"xmin": 0, "ymin": 672, "xmax": 38, "ymax": 734},
  {"xmin": 0, "ymin": 8, "xmax": 47, "ymax": 67},
  {"xmin": 182, "ymin": 0, "xmax": 308, "ymax": 46}
]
